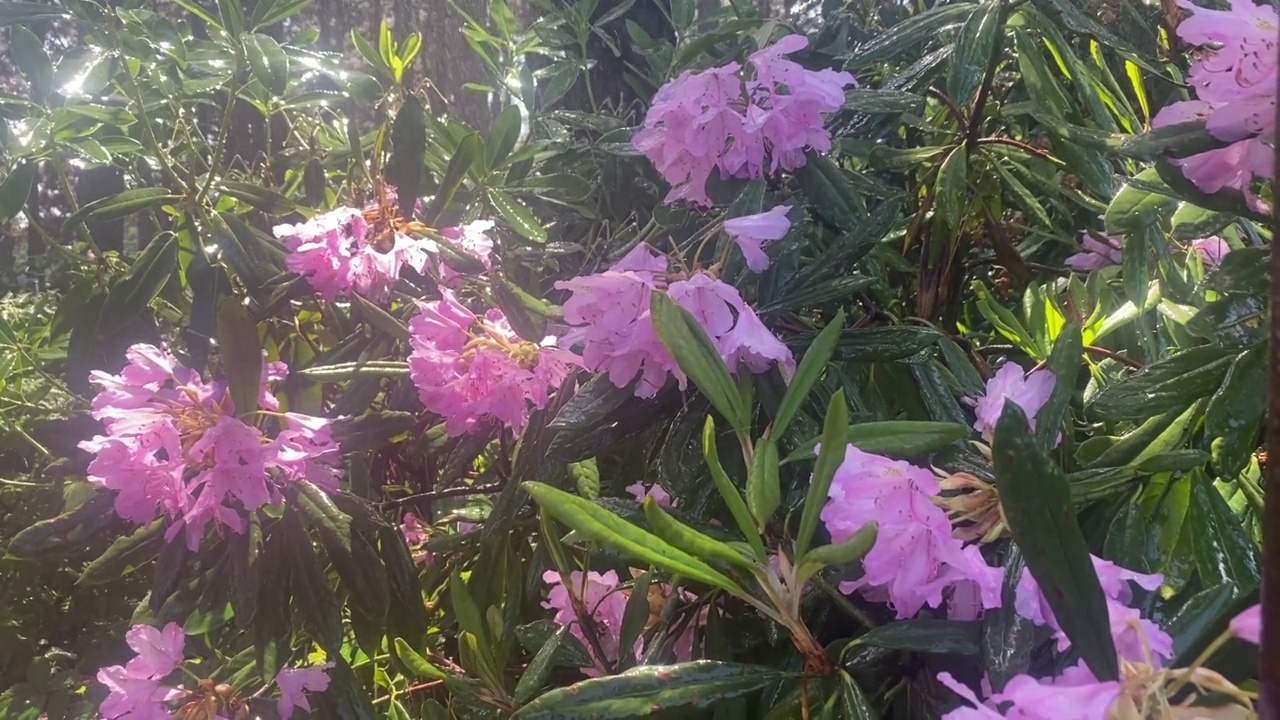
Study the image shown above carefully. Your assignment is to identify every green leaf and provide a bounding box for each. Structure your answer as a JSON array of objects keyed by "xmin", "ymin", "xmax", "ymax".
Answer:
[
  {"xmin": 771, "ymin": 310, "xmax": 843, "ymax": 439},
  {"xmin": 795, "ymin": 389, "xmax": 849, "ymax": 559},
  {"xmin": 947, "ymin": 1, "xmax": 1002, "ymax": 107},
  {"xmin": 1104, "ymin": 168, "xmax": 1177, "ymax": 234},
  {"xmin": 846, "ymin": 3, "xmax": 976, "ymax": 67},
  {"xmin": 746, "ymin": 438, "xmax": 781, "ymax": 524},
  {"xmin": 250, "ymin": 0, "xmax": 313, "ymax": 28},
  {"xmin": 1036, "ymin": 324, "xmax": 1081, "ymax": 451},
  {"xmin": 1089, "ymin": 347, "xmax": 1237, "ymax": 421},
  {"xmin": 1188, "ymin": 477, "xmax": 1260, "ymax": 590},
  {"xmin": 423, "ymin": 132, "xmax": 481, "ymax": 223},
  {"xmin": 1205, "ymin": 247, "xmax": 1268, "ymax": 295},
  {"xmin": 0, "ymin": 161, "xmax": 36, "ymax": 225},
  {"xmin": 63, "ymin": 188, "xmax": 180, "ymax": 231},
  {"xmin": 842, "ymin": 89, "xmax": 923, "ymax": 114},
  {"xmin": 488, "ymin": 188, "xmax": 547, "ymax": 243},
  {"xmin": 524, "ymin": 482, "xmax": 744, "ymax": 596},
  {"xmin": 796, "ymin": 156, "xmax": 866, "ymax": 232},
  {"xmin": 283, "ymin": 511, "xmax": 344, "ymax": 653},
  {"xmin": 171, "ymin": 0, "xmax": 223, "ymax": 29},
  {"xmin": 1204, "ymin": 346, "xmax": 1265, "ymax": 478},
  {"xmin": 1170, "ymin": 203, "xmax": 1234, "ymax": 241},
  {"xmin": 514, "ymin": 625, "xmax": 568, "ymax": 705},
  {"xmin": 797, "ymin": 521, "xmax": 876, "ymax": 581},
  {"xmin": 394, "ymin": 638, "xmax": 448, "ymax": 680},
  {"xmin": 244, "ymin": 33, "xmax": 289, "ymax": 96},
  {"xmin": 992, "ymin": 403, "xmax": 1118, "ymax": 680},
  {"xmin": 703, "ymin": 417, "xmax": 767, "ymax": 560},
  {"xmin": 296, "ymin": 361, "xmax": 410, "ymax": 381},
  {"xmin": 854, "ymin": 618, "xmax": 981, "ymax": 656},
  {"xmin": 650, "ymin": 292, "xmax": 749, "ymax": 433},
  {"xmin": 785, "ymin": 421, "xmax": 970, "ymax": 463},
  {"xmin": 484, "ymin": 105, "xmax": 522, "ymax": 171},
  {"xmin": 512, "ymin": 662, "xmax": 785, "ymax": 719},
  {"xmin": 78, "ymin": 521, "xmax": 164, "ymax": 586},
  {"xmin": 351, "ymin": 28, "xmax": 386, "ymax": 72},
  {"xmin": 11, "ymin": 26, "xmax": 52, "ymax": 101},
  {"xmin": 217, "ymin": 0, "xmax": 246, "ymax": 37},
  {"xmin": 385, "ymin": 95, "xmax": 428, "ymax": 210},
  {"xmin": 0, "ymin": 2, "xmax": 70, "ymax": 25},
  {"xmin": 644, "ymin": 498, "xmax": 753, "ymax": 570},
  {"xmin": 6, "ymin": 490, "xmax": 116, "ymax": 558},
  {"xmin": 100, "ymin": 233, "xmax": 178, "ymax": 334},
  {"xmin": 936, "ymin": 149, "xmax": 962, "ymax": 229},
  {"xmin": 216, "ymin": 298, "xmax": 263, "ymax": 419}
]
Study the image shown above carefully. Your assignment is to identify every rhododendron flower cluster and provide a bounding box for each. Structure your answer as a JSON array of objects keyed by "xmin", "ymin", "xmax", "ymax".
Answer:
[
  {"xmin": 626, "ymin": 481, "xmax": 674, "ymax": 507},
  {"xmin": 542, "ymin": 569, "xmax": 700, "ymax": 676},
  {"xmin": 97, "ymin": 623, "xmax": 186, "ymax": 720},
  {"xmin": 556, "ymin": 244, "xmax": 793, "ymax": 398},
  {"xmin": 820, "ymin": 445, "xmax": 1004, "ymax": 619},
  {"xmin": 970, "ymin": 363, "xmax": 1056, "ymax": 444},
  {"xmin": 275, "ymin": 195, "xmax": 496, "ymax": 302},
  {"xmin": 1153, "ymin": 0, "xmax": 1276, "ymax": 211},
  {"xmin": 1015, "ymin": 555, "xmax": 1173, "ymax": 665},
  {"xmin": 408, "ymin": 289, "xmax": 576, "ymax": 436},
  {"xmin": 80, "ymin": 344, "xmax": 342, "ymax": 551},
  {"xmin": 634, "ymin": 34, "xmax": 856, "ymax": 206},
  {"xmin": 276, "ymin": 663, "xmax": 333, "ymax": 719}
]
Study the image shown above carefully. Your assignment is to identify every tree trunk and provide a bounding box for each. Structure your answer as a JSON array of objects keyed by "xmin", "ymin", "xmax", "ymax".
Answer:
[{"xmin": 416, "ymin": 0, "xmax": 493, "ymax": 131}]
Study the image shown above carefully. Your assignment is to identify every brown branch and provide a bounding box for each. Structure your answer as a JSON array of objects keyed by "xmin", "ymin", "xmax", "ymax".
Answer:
[
  {"xmin": 377, "ymin": 481, "xmax": 505, "ymax": 509},
  {"xmin": 1083, "ymin": 345, "xmax": 1144, "ymax": 370}
]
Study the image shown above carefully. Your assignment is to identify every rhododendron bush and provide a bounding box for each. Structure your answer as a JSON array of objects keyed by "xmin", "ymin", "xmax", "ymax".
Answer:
[{"xmin": 0, "ymin": 0, "xmax": 1272, "ymax": 718}]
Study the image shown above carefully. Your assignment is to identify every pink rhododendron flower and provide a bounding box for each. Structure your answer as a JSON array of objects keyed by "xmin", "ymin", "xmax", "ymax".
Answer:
[
  {"xmin": 542, "ymin": 569, "xmax": 700, "ymax": 675},
  {"xmin": 79, "ymin": 345, "xmax": 342, "ymax": 550},
  {"xmin": 97, "ymin": 667, "xmax": 176, "ymax": 720},
  {"xmin": 626, "ymin": 482, "xmax": 674, "ymax": 508},
  {"xmin": 820, "ymin": 446, "xmax": 1004, "ymax": 619},
  {"xmin": 1230, "ymin": 603, "xmax": 1260, "ymax": 644},
  {"xmin": 123, "ymin": 623, "xmax": 185, "ymax": 680},
  {"xmin": 276, "ymin": 662, "xmax": 333, "ymax": 719},
  {"xmin": 542, "ymin": 569, "xmax": 638, "ymax": 675},
  {"xmin": 971, "ymin": 364, "xmax": 1056, "ymax": 444},
  {"xmin": 937, "ymin": 665, "xmax": 1124, "ymax": 720},
  {"xmin": 1066, "ymin": 231, "xmax": 1124, "ymax": 273},
  {"xmin": 723, "ymin": 205, "xmax": 792, "ymax": 271},
  {"xmin": 407, "ymin": 289, "xmax": 577, "ymax": 436},
  {"xmin": 556, "ymin": 244, "xmax": 794, "ymax": 398},
  {"xmin": 634, "ymin": 35, "xmax": 856, "ymax": 206},
  {"xmin": 400, "ymin": 513, "xmax": 428, "ymax": 546},
  {"xmin": 1014, "ymin": 555, "xmax": 1172, "ymax": 665},
  {"xmin": 1154, "ymin": 0, "xmax": 1277, "ymax": 212},
  {"xmin": 1191, "ymin": 236, "xmax": 1233, "ymax": 266}
]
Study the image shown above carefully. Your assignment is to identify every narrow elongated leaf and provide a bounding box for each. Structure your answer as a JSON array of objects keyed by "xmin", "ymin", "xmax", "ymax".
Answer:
[
  {"xmin": 644, "ymin": 497, "xmax": 753, "ymax": 570},
  {"xmin": 797, "ymin": 521, "xmax": 876, "ymax": 580},
  {"xmin": 524, "ymin": 482, "xmax": 744, "ymax": 596},
  {"xmin": 484, "ymin": 105, "xmax": 522, "ymax": 171},
  {"xmin": 1089, "ymin": 347, "xmax": 1236, "ymax": 421},
  {"xmin": 101, "ymin": 233, "xmax": 178, "ymax": 333},
  {"xmin": 795, "ymin": 389, "xmax": 848, "ymax": 558},
  {"xmin": 6, "ymin": 490, "xmax": 116, "ymax": 558},
  {"xmin": 0, "ymin": 160, "xmax": 36, "ymax": 224},
  {"xmin": 423, "ymin": 132, "xmax": 481, "ymax": 223},
  {"xmin": 746, "ymin": 438, "xmax": 781, "ymax": 524},
  {"xmin": 488, "ymin": 188, "xmax": 547, "ymax": 243},
  {"xmin": 650, "ymin": 292, "xmax": 748, "ymax": 433},
  {"xmin": 512, "ymin": 662, "xmax": 784, "ymax": 719},
  {"xmin": 1204, "ymin": 346, "xmax": 1266, "ymax": 478},
  {"xmin": 703, "ymin": 417, "xmax": 767, "ymax": 560},
  {"xmin": 0, "ymin": 2, "xmax": 71, "ymax": 24},
  {"xmin": 514, "ymin": 625, "xmax": 568, "ymax": 705},
  {"xmin": 11, "ymin": 26, "xmax": 51, "ymax": 100},
  {"xmin": 244, "ymin": 33, "xmax": 289, "ymax": 96},
  {"xmin": 78, "ymin": 521, "xmax": 164, "ymax": 586},
  {"xmin": 796, "ymin": 156, "xmax": 866, "ymax": 231},
  {"xmin": 947, "ymin": 1, "xmax": 1002, "ymax": 107},
  {"xmin": 1188, "ymin": 477, "xmax": 1261, "ymax": 590},
  {"xmin": 216, "ymin": 298, "xmax": 263, "ymax": 419},
  {"xmin": 771, "ymin": 310, "xmax": 843, "ymax": 439},
  {"xmin": 63, "ymin": 188, "xmax": 179, "ymax": 231},
  {"xmin": 855, "ymin": 619, "xmax": 981, "ymax": 656},
  {"xmin": 993, "ymin": 404, "xmax": 1118, "ymax": 680},
  {"xmin": 785, "ymin": 421, "xmax": 970, "ymax": 463},
  {"xmin": 218, "ymin": 180, "xmax": 294, "ymax": 214},
  {"xmin": 385, "ymin": 95, "xmax": 428, "ymax": 209},
  {"xmin": 1036, "ymin": 324, "xmax": 1081, "ymax": 450},
  {"xmin": 846, "ymin": 3, "xmax": 976, "ymax": 67}
]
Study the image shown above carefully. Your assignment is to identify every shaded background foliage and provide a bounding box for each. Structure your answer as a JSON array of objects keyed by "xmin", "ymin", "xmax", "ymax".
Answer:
[{"xmin": 0, "ymin": 0, "xmax": 1269, "ymax": 716}]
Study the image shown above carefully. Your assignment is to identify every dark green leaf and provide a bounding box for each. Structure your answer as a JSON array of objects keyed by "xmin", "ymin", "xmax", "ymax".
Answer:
[
  {"xmin": 1205, "ymin": 247, "xmax": 1268, "ymax": 295},
  {"xmin": 1188, "ymin": 477, "xmax": 1260, "ymax": 590},
  {"xmin": 1166, "ymin": 582, "xmax": 1241, "ymax": 663},
  {"xmin": 1205, "ymin": 346, "xmax": 1266, "ymax": 478},
  {"xmin": 832, "ymin": 326, "xmax": 940, "ymax": 363},
  {"xmin": 251, "ymin": 0, "xmax": 313, "ymax": 28},
  {"xmin": 284, "ymin": 511, "xmax": 344, "ymax": 653},
  {"xmin": 795, "ymin": 389, "xmax": 849, "ymax": 558},
  {"xmin": 511, "ymin": 662, "xmax": 784, "ymax": 719},
  {"xmin": 1170, "ymin": 203, "xmax": 1235, "ymax": 241},
  {"xmin": 772, "ymin": 313, "xmax": 843, "ymax": 441},
  {"xmin": 514, "ymin": 625, "xmax": 568, "ymax": 705},
  {"xmin": 797, "ymin": 156, "xmax": 866, "ymax": 232},
  {"xmin": 982, "ymin": 548, "xmax": 1035, "ymax": 690},
  {"xmin": 217, "ymin": 0, "xmax": 246, "ymax": 37},
  {"xmin": 993, "ymin": 404, "xmax": 1118, "ymax": 680},
  {"xmin": 947, "ymin": 1, "xmax": 1002, "ymax": 107},
  {"xmin": 78, "ymin": 521, "xmax": 163, "ymax": 586},
  {"xmin": 423, "ymin": 131, "xmax": 481, "ymax": 223},
  {"xmin": 0, "ymin": 160, "xmax": 36, "ymax": 224},
  {"xmin": 1036, "ymin": 325, "xmax": 1081, "ymax": 450},
  {"xmin": 856, "ymin": 619, "xmax": 980, "ymax": 656},
  {"xmin": 786, "ymin": 421, "xmax": 970, "ymax": 463},
  {"xmin": 0, "ymin": 2, "xmax": 70, "ymax": 25},
  {"xmin": 244, "ymin": 33, "xmax": 289, "ymax": 96},
  {"xmin": 386, "ymin": 95, "xmax": 428, "ymax": 210},
  {"xmin": 488, "ymin": 188, "xmax": 547, "ymax": 243},
  {"xmin": 650, "ymin": 291, "xmax": 749, "ymax": 433},
  {"xmin": 63, "ymin": 188, "xmax": 179, "ymax": 231},
  {"xmin": 218, "ymin": 180, "xmax": 294, "ymax": 214},
  {"xmin": 846, "ymin": 3, "xmax": 976, "ymax": 67},
  {"xmin": 216, "ymin": 298, "xmax": 263, "ymax": 418},
  {"xmin": 842, "ymin": 89, "xmax": 923, "ymax": 114},
  {"xmin": 1089, "ymin": 347, "xmax": 1236, "ymax": 421},
  {"xmin": 1104, "ymin": 168, "xmax": 1177, "ymax": 234},
  {"xmin": 484, "ymin": 104, "xmax": 522, "ymax": 171},
  {"xmin": 11, "ymin": 26, "xmax": 52, "ymax": 101},
  {"xmin": 6, "ymin": 490, "xmax": 116, "ymax": 558}
]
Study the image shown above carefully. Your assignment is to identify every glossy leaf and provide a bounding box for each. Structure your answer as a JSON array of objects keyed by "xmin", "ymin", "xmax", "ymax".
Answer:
[
  {"xmin": 794, "ymin": 389, "xmax": 848, "ymax": 559},
  {"xmin": 244, "ymin": 33, "xmax": 289, "ymax": 96},
  {"xmin": 524, "ymin": 482, "xmax": 744, "ymax": 596},
  {"xmin": 643, "ymin": 497, "xmax": 753, "ymax": 570},
  {"xmin": 771, "ymin": 310, "xmax": 844, "ymax": 440},
  {"xmin": 1204, "ymin": 346, "xmax": 1266, "ymax": 479},
  {"xmin": 650, "ymin": 291, "xmax": 749, "ymax": 433},
  {"xmin": 63, "ymin": 188, "xmax": 180, "ymax": 231},
  {"xmin": 746, "ymin": 438, "xmax": 781, "ymax": 524},
  {"xmin": 512, "ymin": 662, "xmax": 784, "ymax": 719},
  {"xmin": 1188, "ymin": 477, "xmax": 1260, "ymax": 591},
  {"xmin": 992, "ymin": 404, "xmax": 1118, "ymax": 680},
  {"xmin": 488, "ymin": 188, "xmax": 547, "ymax": 243},
  {"xmin": 1089, "ymin": 347, "xmax": 1236, "ymax": 421},
  {"xmin": 855, "ymin": 618, "xmax": 981, "ymax": 656},
  {"xmin": 703, "ymin": 417, "xmax": 768, "ymax": 560},
  {"xmin": 0, "ymin": 160, "xmax": 36, "ymax": 224}
]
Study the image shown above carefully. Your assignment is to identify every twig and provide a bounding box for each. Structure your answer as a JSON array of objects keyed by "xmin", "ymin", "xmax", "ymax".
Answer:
[
  {"xmin": 1083, "ymin": 345, "xmax": 1144, "ymax": 370},
  {"xmin": 377, "ymin": 481, "xmax": 505, "ymax": 508}
]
